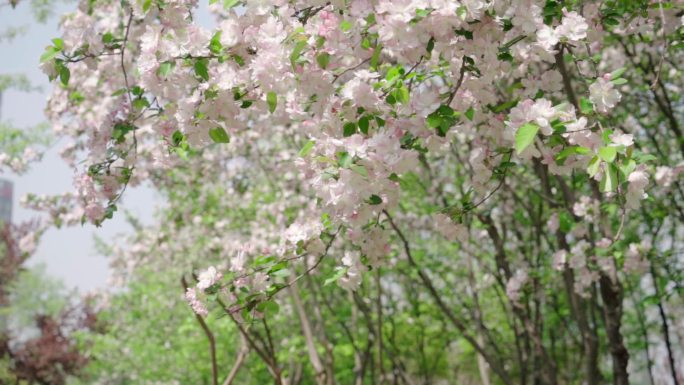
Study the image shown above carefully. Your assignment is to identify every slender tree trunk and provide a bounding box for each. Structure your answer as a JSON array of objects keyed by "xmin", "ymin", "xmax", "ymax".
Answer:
[
  {"xmin": 222, "ymin": 335, "xmax": 249, "ymax": 385},
  {"xmin": 289, "ymin": 281, "xmax": 332, "ymax": 385},
  {"xmin": 599, "ymin": 274, "xmax": 630, "ymax": 385},
  {"xmin": 650, "ymin": 264, "xmax": 681, "ymax": 385}
]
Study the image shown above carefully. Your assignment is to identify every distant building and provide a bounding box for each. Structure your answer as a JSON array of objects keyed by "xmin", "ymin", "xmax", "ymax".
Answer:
[{"xmin": 0, "ymin": 179, "xmax": 12, "ymax": 224}]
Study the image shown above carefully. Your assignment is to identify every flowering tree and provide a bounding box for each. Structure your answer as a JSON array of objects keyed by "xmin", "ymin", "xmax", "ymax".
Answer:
[{"xmin": 21, "ymin": 0, "xmax": 684, "ymax": 384}]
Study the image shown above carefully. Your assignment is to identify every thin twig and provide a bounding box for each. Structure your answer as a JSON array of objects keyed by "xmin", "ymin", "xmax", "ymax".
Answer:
[
  {"xmin": 651, "ymin": 0, "xmax": 668, "ymax": 90},
  {"xmin": 445, "ymin": 56, "xmax": 468, "ymax": 106},
  {"xmin": 181, "ymin": 276, "xmax": 218, "ymax": 385}
]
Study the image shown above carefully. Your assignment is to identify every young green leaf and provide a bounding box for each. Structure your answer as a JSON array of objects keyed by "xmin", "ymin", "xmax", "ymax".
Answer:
[
  {"xmin": 393, "ymin": 86, "xmax": 410, "ymax": 105},
  {"xmin": 600, "ymin": 163, "xmax": 618, "ymax": 192},
  {"xmin": 579, "ymin": 97, "xmax": 593, "ymax": 114},
  {"xmin": 598, "ymin": 146, "xmax": 617, "ymax": 163},
  {"xmin": 290, "ymin": 40, "xmax": 307, "ymax": 69},
  {"xmin": 370, "ymin": 44, "xmax": 382, "ymax": 70},
  {"xmin": 324, "ymin": 268, "xmax": 346, "ymax": 286},
  {"xmin": 368, "ymin": 194, "xmax": 382, "ymax": 205},
  {"xmin": 358, "ymin": 116, "xmax": 370, "ymax": 134},
  {"xmin": 587, "ymin": 155, "xmax": 600, "ymax": 177},
  {"xmin": 465, "ymin": 106, "xmax": 475, "ymax": 121},
  {"xmin": 157, "ymin": 62, "xmax": 173, "ymax": 78},
  {"xmin": 267, "ymin": 91, "xmax": 277, "ymax": 113},
  {"xmin": 51, "ymin": 38, "xmax": 64, "ymax": 50},
  {"xmin": 556, "ymin": 146, "xmax": 590, "ymax": 162},
  {"xmin": 515, "ymin": 122, "xmax": 540, "ymax": 155},
  {"xmin": 340, "ymin": 20, "xmax": 352, "ymax": 31},
  {"xmin": 209, "ymin": 31, "xmax": 223, "ymax": 55},
  {"xmin": 299, "ymin": 140, "xmax": 315, "ymax": 157},
  {"xmin": 316, "ymin": 52, "xmax": 331, "ymax": 69},
  {"xmin": 208, "ymin": 127, "xmax": 230, "ymax": 143},
  {"xmin": 40, "ymin": 46, "xmax": 59, "ymax": 63},
  {"xmin": 343, "ymin": 122, "xmax": 357, "ymax": 137},
  {"xmin": 194, "ymin": 58, "xmax": 209, "ymax": 81},
  {"xmin": 336, "ymin": 151, "xmax": 352, "ymax": 168},
  {"xmin": 610, "ymin": 67, "xmax": 627, "ymax": 80},
  {"xmin": 59, "ymin": 65, "xmax": 70, "ymax": 86}
]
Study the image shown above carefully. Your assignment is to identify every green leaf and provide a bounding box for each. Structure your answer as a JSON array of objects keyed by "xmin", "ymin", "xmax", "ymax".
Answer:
[
  {"xmin": 112, "ymin": 122, "xmax": 135, "ymax": 141},
  {"xmin": 324, "ymin": 268, "xmax": 346, "ymax": 286},
  {"xmin": 361, "ymin": 37, "xmax": 371, "ymax": 49},
  {"xmin": 556, "ymin": 146, "xmax": 590, "ymax": 162},
  {"xmin": 316, "ymin": 52, "xmax": 330, "ymax": 69},
  {"xmin": 579, "ymin": 97, "xmax": 593, "ymax": 114},
  {"xmin": 620, "ymin": 159, "xmax": 637, "ymax": 178},
  {"xmin": 194, "ymin": 58, "xmax": 209, "ymax": 81},
  {"xmin": 208, "ymin": 127, "xmax": 230, "ymax": 143},
  {"xmin": 426, "ymin": 113, "xmax": 441, "ymax": 128},
  {"xmin": 343, "ymin": 122, "xmax": 357, "ymax": 137},
  {"xmin": 426, "ymin": 37, "xmax": 435, "ymax": 53},
  {"xmin": 370, "ymin": 44, "xmax": 382, "ymax": 70},
  {"xmin": 427, "ymin": 105, "xmax": 459, "ymax": 137},
  {"xmin": 633, "ymin": 152, "xmax": 658, "ymax": 163},
  {"xmin": 132, "ymin": 98, "xmax": 149, "ymax": 110},
  {"xmin": 290, "ymin": 40, "xmax": 308, "ymax": 69},
  {"xmin": 102, "ymin": 32, "xmax": 115, "ymax": 44},
  {"xmin": 131, "ymin": 85, "xmax": 144, "ymax": 96},
  {"xmin": 209, "ymin": 31, "xmax": 223, "ymax": 55},
  {"xmin": 611, "ymin": 78, "xmax": 627, "ymax": 85},
  {"xmin": 157, "ymin": 61, "xmax": 173, "ymax": 78},
  {"xmin": 336, "ymin": 151, "xmax": 352, "ymax": 168},
  {"xmin": 559, "ymin": 211, "xmax": 574, "ymax": 233},
  {"xmin": 368, "ymin": 194, "xmax": 382, "ymax": 205},
  {"xmin": 223, "ymin": 0, "xmax": 240, "ymax": 8},
  {"xmin": 142, "ymin": 0, "xmax": 152, "ymax": 12},
  {"xmin": 397, "ymin": 172, "xmax": 427, "ymax": 195},
  {"xmin": 491, "ymin": 99, "xmax": 519, "ymax": 113},
  {"xmin": 299, "ymin": 140, "xmax": 315, "ymax": 157},
  {"xmin": 500, "ymin": 35, "xmax": 526, "ymax": 50},
  {"xmin": 256, "ymin": 301, "xmax": 280, "ymax": 317},
  {"xmin": 610, "ymin": 67, "xmax": 627, "ymax": 80},
  {"xmin": 600, "ymin": 163, "xmax": 618, "ymax": 192},
  {"xmin": 358, "ymin": 116, "xmax": 370, "ymax": 134},
  {"xmin": 393, "ymin": 86, "xmax": 409, "ymax": 105},
  {"xmin": 587, "ymin": 155, "xmax": 600, "ymax": 177},
  {"xmin": 350, "ymin": 164, "xmax": 368, "ymax": 177},
  {"xmin": 59, "ymin": 65, "xmax": 70, "ymax": 86},
  {"xmin": 340, "ymin": 20, "xmax": 352, "ymax": 31},
  {"xmin": 267, "ymin": 91, "xmax": 277, "ymax": 113},
  {"xmin": 51, "ymin": 38, "xmax": 63, "ymax": 50},
  {"xmin": 598, "ymin": 146, "xmax": 617, "ymax": 163},
  {"xmin": 385, "ymin": 94, "xmax": 396, "ymax": 105},
  {"xmin": 465, "ymin": 106, "xmax": 475, "ymax": 121},
  {"xmin": 515, "ymin": 123, "xmax": 539, "ymax": 155},
  {"xmin": 40, "ymin": 46, "xmax": 59, "ymax": 63}
]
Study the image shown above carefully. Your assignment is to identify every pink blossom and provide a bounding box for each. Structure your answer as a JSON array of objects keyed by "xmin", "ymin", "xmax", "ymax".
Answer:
[
  {"xmin": 197, "ymin": 266, "xmax": 223, "ymax": 291},
  {"xmin": 185, "ymin": 288, "xmax": 209, "ymax": 317},
  {"xmin": 589, "ymin": 77, "xmax": 621, "ymax": 113}
]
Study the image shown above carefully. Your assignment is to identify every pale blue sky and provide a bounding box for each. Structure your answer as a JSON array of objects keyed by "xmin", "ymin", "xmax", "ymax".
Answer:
[{"xmin": 0, "ymin": 2, "xmax": 158, "ymax": 292}]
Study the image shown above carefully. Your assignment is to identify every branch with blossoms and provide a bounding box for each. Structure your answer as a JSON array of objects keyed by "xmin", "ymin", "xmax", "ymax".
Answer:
[{"xmin": 30, "ymin": 0, "xmax": 684, "ymax": 384}]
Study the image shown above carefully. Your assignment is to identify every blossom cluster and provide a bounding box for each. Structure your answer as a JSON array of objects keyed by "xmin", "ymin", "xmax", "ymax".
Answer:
[{"xmin": 35, "ymin": 0, "xmax": 683, "ymax": 306}]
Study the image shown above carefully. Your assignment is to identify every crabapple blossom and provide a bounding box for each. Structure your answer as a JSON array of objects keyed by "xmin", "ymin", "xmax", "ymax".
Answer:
[
  {"xmin": 589, "ymin": 76, "xmax": 622, "ymax": 113},
  {"xmin": 184, "ymin": 287, "xmax": 208, "ymax": 317},
  {"xmin": 196, "ymin": 266, "xmax": 222, "ymax": 291}
]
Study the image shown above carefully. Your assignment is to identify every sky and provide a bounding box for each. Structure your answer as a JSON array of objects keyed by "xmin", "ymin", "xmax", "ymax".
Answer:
[{"xmin": 0, "ymin": 2, "xmax": 158, "ymax": 293}]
